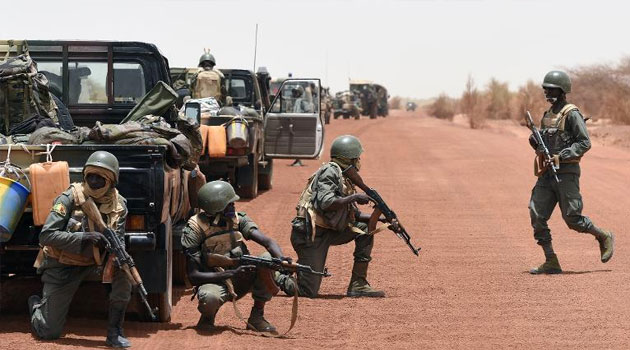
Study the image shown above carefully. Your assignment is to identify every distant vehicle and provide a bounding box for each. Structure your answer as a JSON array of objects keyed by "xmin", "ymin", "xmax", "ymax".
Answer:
[
  {"xmin": 406, "ymin": 101, "xmax": 418, "ymax": 112},
  {"xmin": 350, "ymin": 80, "xmax": 378, "ymax": 119},
  {"xmin": 374, "ymin": 84, "xmax": 389, "ymax": 117},
  {"xmin": 170, "ymin": 68, "xmax": 324, "ymax": 199},
  {"xmin": 332, "ymin": 90, "xmax": 361, "ymax": 120}
]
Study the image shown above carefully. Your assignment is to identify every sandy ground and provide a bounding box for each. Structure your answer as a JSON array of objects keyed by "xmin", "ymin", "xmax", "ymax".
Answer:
[{"xmin": 2, "ymin": 109, "xmax": 630, "ymax": 349}]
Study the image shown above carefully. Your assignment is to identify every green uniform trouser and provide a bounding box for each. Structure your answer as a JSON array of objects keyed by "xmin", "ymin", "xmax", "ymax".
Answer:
[
  {"xmin": 197, "ymin": 252, "xmax": 274, "ymax": 318},
  {"xmin": 529, "ymin": 171, "xmax": 594, "ymax": 244},
  {"xmin": 30, "ymin": 264, "xmax": 132, "ymax": 340},
  {"xmin": 283, "ymin": 221, "xmax": 372, "ymax": 298}
]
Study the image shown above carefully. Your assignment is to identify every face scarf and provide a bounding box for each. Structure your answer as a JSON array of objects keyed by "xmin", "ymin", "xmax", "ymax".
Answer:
[{"xmin": 82, "ymin": 166, "xmax": 121, "ymax": 216}]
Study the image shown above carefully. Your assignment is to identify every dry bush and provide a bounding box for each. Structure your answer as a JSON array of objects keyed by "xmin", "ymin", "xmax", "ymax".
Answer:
[
  {"xmin": 389, "ymin": 96, "xmax": 402, "ymax": 109},
  {"xmin": 512, "ymin": 80, "xmax": 548, "ymax": 124},
  {"xmin": 460, "ymin": 75, "xmax": 485, "ymax": 129},
  {"xmin": 484, "ymin": 78, "xmax": 511, "ymax": 119},
  {"xmin": 570, "ymin": 58, "xmax": 630, "ymax": 124},
  {"xmin": 429, "ymin": 93, "xmax": 456, "ymax": 120}
]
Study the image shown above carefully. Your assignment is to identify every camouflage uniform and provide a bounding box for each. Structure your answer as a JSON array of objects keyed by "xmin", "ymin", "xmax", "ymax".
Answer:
[
  {"xmin": 30, "ymin": 189, "xmax": 130, "ymax": 340},
  {"xmin": 277, "ymin": 162, "xmax": 373, "ymax": 297},
  {"xmin": 181, "ymin": 212, "xmax": 273, "ymax": 321},
  {"xmin": 530, "ymin": 105, "xmax": 594, "ymax": 242}
]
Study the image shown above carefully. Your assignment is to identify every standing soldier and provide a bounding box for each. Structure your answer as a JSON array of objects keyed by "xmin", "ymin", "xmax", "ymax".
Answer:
[
  {"xmin": 528, "ymin": 70, "xmax": 615, "ymax": 274},
  {"xmin": 28, "ymin": 151, "xmax": 132, "ymax": 348},
  {"xmin": 191, "ymin": 50, "xmax": 226, "ymax": 104},
  {"xmin": 276, "ymin": 135, "xmax": 384, "ymax": 298},
  {"xmin": 181, "ymin": 181, "xmax": 292, "ymax": 333}
]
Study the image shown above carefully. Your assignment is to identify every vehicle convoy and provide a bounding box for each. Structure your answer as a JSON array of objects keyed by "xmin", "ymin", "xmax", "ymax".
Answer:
[
  {"xmin": 170, "ymin": 67, "xmax": 325, "ymax": 199},
  {"xmin": 350, "ymin": 79, "xmax": 378, "ymax": 119},
  {"xmin": 0, "ymin": 40, "xmax": 194, "ymax": 322}
]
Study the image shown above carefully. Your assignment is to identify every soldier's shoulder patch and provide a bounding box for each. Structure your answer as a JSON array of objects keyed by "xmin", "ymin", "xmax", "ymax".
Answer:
[{"xmin": 52, "ymin": 203, "xmax": 67, "ymax": 216}]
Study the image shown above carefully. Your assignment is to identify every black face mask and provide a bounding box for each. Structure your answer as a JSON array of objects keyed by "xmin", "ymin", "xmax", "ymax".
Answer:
[
  {"xmin": 223, "ymin": 202, "xmax": 236, "ymax": 218},
  {"xmin": 86, "ymin": 173, "xmax": 106, "ymax": 190}
]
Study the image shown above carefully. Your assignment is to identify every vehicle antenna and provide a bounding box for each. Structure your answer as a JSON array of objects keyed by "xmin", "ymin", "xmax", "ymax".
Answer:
[{"xmin": 253, "ymin": 23, "xmax": 259, "ymax": 73}]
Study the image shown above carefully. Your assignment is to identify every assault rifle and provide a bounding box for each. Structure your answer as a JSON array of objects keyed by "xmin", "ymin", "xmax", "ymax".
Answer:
[
  {"xmin": 207, "ymin": 254, "xmax": 331, "ymax": 277},
  {"xmin": 344, "ymin": 165, "xmax": 421, "ymax": 256},
  {"xmin": 82, "ymin": 198, "xmax": 158, "ymax": 321},
  {"xmin": 526, "ymin": 111, "xmax": 560, "ymax": 183}
]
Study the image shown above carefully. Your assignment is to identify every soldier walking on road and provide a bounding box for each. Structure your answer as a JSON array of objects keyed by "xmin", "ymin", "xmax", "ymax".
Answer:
[
  {"xmin": 181, "ymin": 181, "xmax": 293, "ymax": 334},
  {"xmin": 28, "ymin": 151, "xmax": 132, "ymax": 348},
  {"xmin": 276, "ymin": 135, "xmax": 385, "ymax": 298},
  {"xmin": 528, "ymin": 70, "xmax": 615, "ymax": 274}
]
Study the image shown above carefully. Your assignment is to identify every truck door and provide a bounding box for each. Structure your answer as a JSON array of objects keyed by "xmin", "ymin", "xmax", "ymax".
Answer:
[{"xmin": 263, "ymin": 79, "xmax": 324, "ymax": 159}]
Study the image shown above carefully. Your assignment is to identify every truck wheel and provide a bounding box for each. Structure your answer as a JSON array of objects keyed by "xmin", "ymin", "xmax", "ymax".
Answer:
[
  {"xmin": 334, "ymin": 112, "xmax": 340, "ymax": 119},
  {"xmin": 173, "ymin": 250, "xmax": 187, "ymax": 285},
  {"xmin": 147, "ymin": 217, "xmax": 172, "ymax": 322},
  {"xmin": 343, "ymin": 113, "xmax": 349, "ymax": 119},
  {"xmin": 258, "ymin": 159, "xmax": 273, "ymax": 191},
  {"xmin": 237, "ymin": 153, "xmax": 259, "ymax": 199}
]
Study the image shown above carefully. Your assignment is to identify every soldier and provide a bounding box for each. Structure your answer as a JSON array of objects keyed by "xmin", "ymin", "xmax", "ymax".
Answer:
[
  {"xmin": 181, "ymin": 181, "xmax": 291, "ymax": 333},
  {"xmin": 191, "ymin": 51, "xmax": 226, "ymax": 103},
  {"xmin": 276, "ymin": 135, "xmax": 384, "ymax": 298},
  {"xmin": 528, "ymin": 70, "xmax": 615, "ymax": 274},
  {"xmin": 28, "ymin": 151, "xmax": 132, "ymax": 348}
]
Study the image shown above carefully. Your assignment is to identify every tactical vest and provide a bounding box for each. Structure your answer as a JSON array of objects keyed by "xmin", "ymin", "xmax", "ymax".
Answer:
[
  {"xmin": 188, "ymin": 213, "xmax": 248, "ymax": 271},
  {"xmin": 540, "ymin": 103, "xmax": 580, "ymax": 156},
  {"xmin": 38, "ymin": 184, "xmax": 119, "ymax": 267},
  {"xmin": 295, "ymin": 162, "xmax": 357, "ymax": 240},
  {"xmin": 192, "ymin": 69, "xmax": 222, "ymax": 99}
]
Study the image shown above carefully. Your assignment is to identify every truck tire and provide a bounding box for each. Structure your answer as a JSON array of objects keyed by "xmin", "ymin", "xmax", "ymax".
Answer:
[
  {"xmin": 173, "ymin": 250, "xmax": 187, "ymax": 285},
  {"xmin": 258, "ymin": 159, "xmax": 273, "ymax": 191},
  {"xmin": 237, "ymin": 153, "xmax": 259, "ymax": 199},
  {"xmin": 146, "ymin": 217, "xmax": 172, "ymax": 322}
]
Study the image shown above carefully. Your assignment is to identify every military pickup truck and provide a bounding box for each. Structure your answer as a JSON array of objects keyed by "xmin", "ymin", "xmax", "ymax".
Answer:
[
  {"xmin": 170, "ymin": 68, "xmax": 325, "ymax": 198},
  {"xmin": 0, "ymin": 40, "xmax": 191, "ymax": 322}
]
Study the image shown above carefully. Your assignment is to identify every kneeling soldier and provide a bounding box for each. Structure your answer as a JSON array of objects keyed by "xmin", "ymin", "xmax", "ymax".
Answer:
[
  {"xmin": 182, "ymin": 180, "xmax": 291, "ymax": 333},
  {"xmin": 29, "ymin": 151, "xmax": 132, "ymax": 348}
]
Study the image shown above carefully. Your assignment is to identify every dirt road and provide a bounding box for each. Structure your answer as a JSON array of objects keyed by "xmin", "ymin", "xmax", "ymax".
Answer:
[{"xmin": 2, "ymin": 109, "xmax": 630, "ymax": 349}]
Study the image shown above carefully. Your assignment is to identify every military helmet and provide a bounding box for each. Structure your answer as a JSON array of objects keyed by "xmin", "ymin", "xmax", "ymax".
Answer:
[
  {"xmin": 198, "ymin": 53, "xmax": 216, "ymax": 66},
  {"xmin": 84, "ymin": 151, "xmax": 119, "ymax": 183},
  {"xmin": 330, "ymin": 135, "xmax": 363, "ymax": 159},
  {"xmin": 542, "ymin": 70, "xmax": 571, "ymax": 93},
  {"xmin": 197, "ymin": 181, "xmax": 240, "ymax": 214}
]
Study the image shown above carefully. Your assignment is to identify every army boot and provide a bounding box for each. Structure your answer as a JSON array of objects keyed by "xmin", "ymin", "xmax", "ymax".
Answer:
[
  {"xmin": 246, "ymin": 307, "xmax": 277, "ymax": 334},
  {"xmin": 589, "ymin": 226, "xmax": 614, "ymax": 263},
  {"xmin": 105, "ymin": 302, "xmax": 131, "ymax": 348},
  {"xmin": 530, "ymin": 241, "xmax": 562, "ymax": 274},
  {"xmin": 346, "ymin": 261, "xmax": 385, "ymax": 297},
  {"xmin": 196, "ymin": 314, "xmax": 216, "ymax": 332}
]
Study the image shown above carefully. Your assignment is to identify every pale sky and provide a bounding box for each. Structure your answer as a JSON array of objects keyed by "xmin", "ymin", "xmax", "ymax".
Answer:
[{"xmin": 4, "ymin": 0, "xmax": 630, "ymax": 98}]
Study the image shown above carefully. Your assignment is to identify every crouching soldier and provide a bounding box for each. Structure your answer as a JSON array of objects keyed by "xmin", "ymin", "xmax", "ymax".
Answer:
[
  {"xmin": 28, "ymin": 151, "xmax": 132, "ymax": 348},
  {"xmin": 182, "ymin": 180, "xmax": 291, "ymax": 333},
  {"xmin": 276, "ymin": 135, "xmax": 384, "ymax": 298}
]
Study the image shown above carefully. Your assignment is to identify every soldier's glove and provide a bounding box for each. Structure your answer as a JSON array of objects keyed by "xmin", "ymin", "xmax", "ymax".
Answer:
[
  {"xmin": 82, "ymin": 232, "xmax": 110, "ymax": 250},
  {"xmin": 528, "ymin": 134, "xmax": 539, "ymax": 151}
]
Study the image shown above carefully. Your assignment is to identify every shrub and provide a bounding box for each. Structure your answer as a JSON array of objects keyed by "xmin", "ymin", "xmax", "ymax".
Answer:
[{"xmin": 429, "ymin": 93, "xmax": 456, "ymax": 120}]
